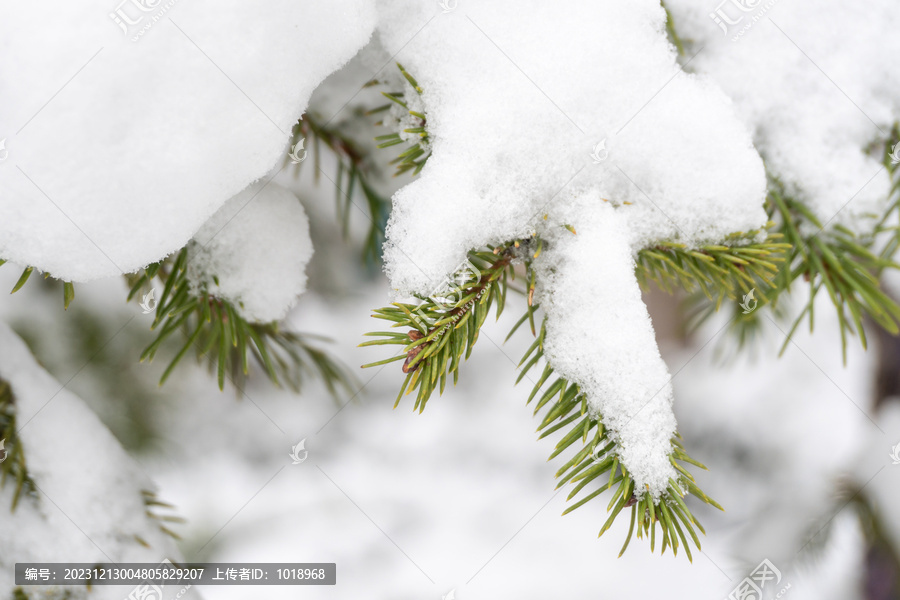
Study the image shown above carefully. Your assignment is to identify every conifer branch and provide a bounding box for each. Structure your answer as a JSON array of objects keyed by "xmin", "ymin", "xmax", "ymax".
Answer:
[
  {"xmin": 635, "ymin": 224, "xmax": 790, "ymax": 308},
  {"xmin": 293, "ymin": 110, "xmax": 391, "ymax": 263},
  {"xmin": 128, "ymin": 248, "xmax": 356, "ymax": 397},
  {"xmin": 361, "ymin": 241, "xmax": 527, "ymax": 411},
  {"xmin": 518, "ymin": 315, "xmax": 720, "ymax": 560},
  {"xmin": 683, "ymin": 128, "xmax": 900, "ymax": 360},
  {"xmin": 768, "ymin": 186, "xmax": 900, "ymax": 361},
  {"xmin": 362, "ymin": 234, "xmax": 721, "ymax": 558}
]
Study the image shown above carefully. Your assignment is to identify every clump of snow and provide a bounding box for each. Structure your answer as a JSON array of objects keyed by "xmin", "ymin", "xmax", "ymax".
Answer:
[
  {"xmin": 187, "ymin": 182, "xmax": 312, "ymax": 323},
  {"xmin": 535, "ymin": 196, "xmax": 677, "ymax": 498},
  {"xmin": 0, "ymin": 322, "xmax": 187, "ymax": 599},
  {"xmin": 664, "ymin": 0, "xmax": 900, "ymax": 235},
  {"xmin": 0, "ymin": 0, "xmax": 376, "ymax": 282},
  {"xmin": 377, "ymin": 0, "xmax": 767, "ymax": 297}
]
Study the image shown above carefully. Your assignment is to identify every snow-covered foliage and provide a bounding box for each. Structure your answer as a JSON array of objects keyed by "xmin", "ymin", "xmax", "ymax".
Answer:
[{"xmin": 376, "ymin": 0, "xmax": 769, "ymax": 497}]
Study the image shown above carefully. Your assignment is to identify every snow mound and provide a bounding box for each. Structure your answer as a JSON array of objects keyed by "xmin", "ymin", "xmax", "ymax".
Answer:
[
  {"xmin": 665, "ymin": 0, "xmax": 900, "ymax": 234},
  {"xmin": 187, "ymin": 181, "xmax": 313, "ymax": 323},
  {"xmin": 377, "ymin": 0, "xmax": 767, "ymax": 297},
  {"xmin": 535, "ymin": 196, "xmax": 677, "ymax": 498},
  {"xmin": 0, "ymin": 0, "xmax": 376, "ymax": 281},
  {"xmin": 0, "ymin": 322, "xmax": 186, "ymax": 599}
]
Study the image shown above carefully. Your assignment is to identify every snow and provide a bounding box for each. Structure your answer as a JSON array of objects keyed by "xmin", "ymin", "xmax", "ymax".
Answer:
[
  {"xmin": 376, "ymin": 0, "xmax": 768, "ymax": 497},
  {"xmin": 0, "ymin": 0, "xmax": 376, "ymax": 282},
  {"xmin": 0, "ymin": 322, "xmax": 190, "ymax": 600},
  {"xmin": 665, "ymin": 0, "xmax": 900, "ymax": 235},
  {"xmin": 187, "ymin": 181, "xmax": 313, "ymax": 323},
  {"xmin": 378, "ymin": 0, "xmax": 767, "ymax": 298},
  {"xmin": 535, "ymin": 196, "xmax": 677, "ymax": 498}
]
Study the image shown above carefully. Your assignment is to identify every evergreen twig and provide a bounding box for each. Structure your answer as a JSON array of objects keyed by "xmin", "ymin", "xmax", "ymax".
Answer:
[
  {"xmin": 361, "ymin": 241, "xmax": 528, "ymax": 411},
  {"xmin": 517, "ymin": 315, "xmax": 721, "ymax": 560},
  {"xmin": 634, "ymin": 224, "xmax": 790, "ymax": 308},
  {"xmin": 292, "ymin": 110, "xmax": 391, "ymax": 264},
  {"xmin": 128, "ymin": 248, "xmax": 356, "ymax": 396}
]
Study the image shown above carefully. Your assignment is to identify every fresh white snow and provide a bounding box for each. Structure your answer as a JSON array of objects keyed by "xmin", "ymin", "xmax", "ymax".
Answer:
[
  {"xmin": 665, "ymin": 0, "xmax": 900, "ymax": 235},
  {"xmin": 0, "ymin": 0, "xmax": 376, "ymax": 281},
  {"xmin": 535, "ymin": 196, "xmax": 678, "ymax": 499},
  {"xmin": 187, "ymin": 181, "xmax": 313, "ymax": 323}
]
